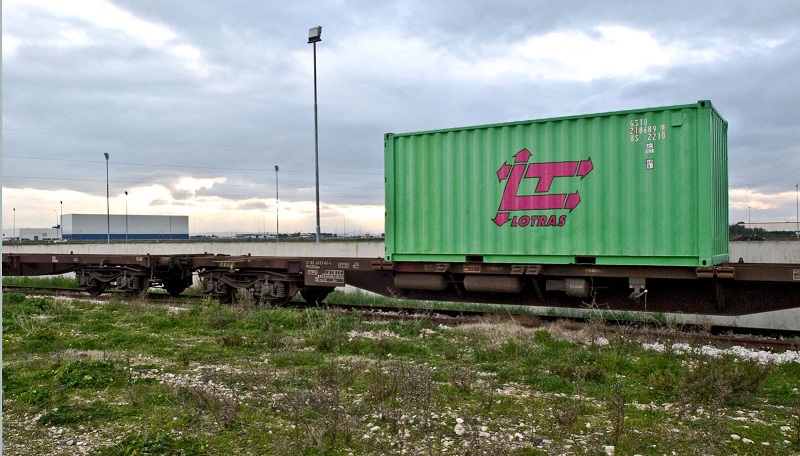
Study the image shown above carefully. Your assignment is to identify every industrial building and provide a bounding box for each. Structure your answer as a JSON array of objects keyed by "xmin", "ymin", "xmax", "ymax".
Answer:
[
  {"xmin": 17, "ymin": 228, "xmax": 60, "ymax": 241},
  {"xmin": 62, "ymin": 214, "xmax": 189, "ymax": 241}
]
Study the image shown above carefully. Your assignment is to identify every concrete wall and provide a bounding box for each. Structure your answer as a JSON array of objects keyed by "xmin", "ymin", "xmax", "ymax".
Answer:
[
  {"xmin": 5, "ymin": 240, "xmax": 800, "ymax": 264},
  {"xmin": 3, "ymin": 240, "xmax": 386, "ymax": 258},
  {"xmin": 729, "ymin": 241, "xmax": 800, "ymax": 263}
]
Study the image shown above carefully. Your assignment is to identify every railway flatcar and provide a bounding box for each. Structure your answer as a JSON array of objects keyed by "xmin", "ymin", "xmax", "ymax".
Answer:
[{"xmin": 4, "ymin": 101, "xmax": 800, "ymax": 315}]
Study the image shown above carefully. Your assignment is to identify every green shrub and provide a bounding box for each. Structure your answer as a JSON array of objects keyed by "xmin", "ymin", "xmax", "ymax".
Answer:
[
  {"xmin": 90, "ymin": 431, "xmax": 206, "ymax": 456},
  {"xmin": 55, "ymin": 360, "xmax": 126, "ymax": 389},
  {"xmin": 38, "ymin": 401, "xmax": 122, "ymax": 425},
  {"xmin": 680, "ymin": 354, "xmax": 773, "ymax": 405}
]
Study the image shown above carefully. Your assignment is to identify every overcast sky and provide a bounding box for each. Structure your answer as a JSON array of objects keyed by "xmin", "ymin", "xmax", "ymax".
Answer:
[{"xmin": 3, "ymin": 0, "xmax": 800, "ymax": 235}]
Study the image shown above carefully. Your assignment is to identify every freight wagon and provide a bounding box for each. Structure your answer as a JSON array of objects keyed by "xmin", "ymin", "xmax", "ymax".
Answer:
[{"xmin": 4, "ymin": 101, "xmax": 800, "ymax": 315}]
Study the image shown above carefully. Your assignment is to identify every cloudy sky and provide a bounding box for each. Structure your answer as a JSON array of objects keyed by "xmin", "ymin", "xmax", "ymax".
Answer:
[{"xmin": 3, "ymin": 0, "xmax": 800, "ymax": 236}]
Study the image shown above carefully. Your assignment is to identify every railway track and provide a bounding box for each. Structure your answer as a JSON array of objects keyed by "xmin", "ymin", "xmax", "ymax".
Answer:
[{"xmin": 5, "ymin": 285, "xmax": 799, "ymax": 353}]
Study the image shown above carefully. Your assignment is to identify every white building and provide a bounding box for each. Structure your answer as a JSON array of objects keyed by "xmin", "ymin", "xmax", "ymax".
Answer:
[
  {"xmin": 62, "ymin": 214, "xmax": 189, "ymax": 241},
  {"xmin": 18, "ymin": 228, "xmax": 60, "ymax": 241}
]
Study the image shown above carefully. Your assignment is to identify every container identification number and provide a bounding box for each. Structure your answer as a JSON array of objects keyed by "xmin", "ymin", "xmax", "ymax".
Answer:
[{"xmin": 629, "ymin": 118, "xmax": 666, "ymax": 142}]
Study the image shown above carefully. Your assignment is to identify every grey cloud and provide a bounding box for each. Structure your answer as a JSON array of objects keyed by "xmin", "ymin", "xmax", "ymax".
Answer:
[{"xmin": 4, "ymin": 0, "xmax": 800, "ymax": 226}]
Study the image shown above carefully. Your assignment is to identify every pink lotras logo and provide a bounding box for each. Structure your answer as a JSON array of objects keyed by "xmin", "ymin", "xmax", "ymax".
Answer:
[{"xmin": 493, "ymin": 148, "xmax": 593, "ymax": 227}]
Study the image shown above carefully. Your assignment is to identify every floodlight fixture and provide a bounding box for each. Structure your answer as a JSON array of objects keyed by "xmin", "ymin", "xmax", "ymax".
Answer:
[{"xmin": 308, "ymin": 26, "xmax": 322, "ymax": 43}]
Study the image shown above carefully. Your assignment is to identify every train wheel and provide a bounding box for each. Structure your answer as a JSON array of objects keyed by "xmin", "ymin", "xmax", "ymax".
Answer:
[
  {"xmin": 300, "ymin": 286, "xmax": 335, "ymax": 305},
  {"xmin": 164, "ymin": 280, "xmax": 187, "ymax": 297},
  {"xmin": 218, "ymin": 290, "xmax": 235, "ymax": 304},
  {"xmin": 265, "ymin": 294, "xmax": 294, "ymax": 306},
  {"xmin": 86, "ymin": 282, "xmax": 108, "ymax": 296},
  {"xmin": 127, "ymin": 276, "xmax": 150, "ymax": 297}
]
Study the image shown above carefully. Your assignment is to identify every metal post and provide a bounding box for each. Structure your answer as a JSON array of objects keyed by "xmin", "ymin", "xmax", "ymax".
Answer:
[
  {"xmin": 60, "ymin": 200, "xmax": 63, "ymax": 240},
  {"xmin": 796, "ymin": 183, "xmax": 799, "ymax": 240},
  {"xmin": 308, "ymin": 26, "xmax": 322, "ymax": 244},
  {"xmin": 275, "ymin": 165, "xmax": 279, "ymax": 244},
  {"xmin": 125, "ymin": 191, "xmax": 128, "ymax": 243},
  {"xmin": 13, "ymin": 207, "xmax": 15, "ymax": 241},
  {"xmin": 313, "ymin": 41, "xmax": 321, "ymax": 243},
  {"xmin": 104, "ymin": 153, "xmax": 110, "ymax": 244}
]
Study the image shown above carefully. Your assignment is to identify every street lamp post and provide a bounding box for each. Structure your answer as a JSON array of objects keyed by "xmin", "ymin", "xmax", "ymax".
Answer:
[
  {"xmin": 60, "ymin": 201, "xmax": 63, "ymax": 240},
  {"xmin": 125, "ymin": 191, "xmax": 128, "ymax": 243},
  {"xmin": 308, "ymin": 25, "xmax": 322, "ymax": 244},
  {"xmin": 12, "ymin": 208, "xmax": 15, "ymax": 241},
  {"xmin": 275, "ymin": 165, "xmax": 280, "ymax": 244},
  {"xmin": 104, "ymin": 153, "xmax": 110, "ymax": 244}
]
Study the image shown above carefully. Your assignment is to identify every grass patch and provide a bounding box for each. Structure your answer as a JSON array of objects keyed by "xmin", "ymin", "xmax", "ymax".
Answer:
[
  {"xmin": 90, "ymin": 431, "xmax": 206, "ymax": 456},
  {"xmin": 4, "ymin": 275, "xmax": 78, "ymax": 288},
  {"xmin": 3, "ymin": 293, "xmax": 799, "ymax": 455}
]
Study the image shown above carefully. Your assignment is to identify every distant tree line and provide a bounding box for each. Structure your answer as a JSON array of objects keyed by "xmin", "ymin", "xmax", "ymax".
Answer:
[{"xmin": 729, "ymin": 223, "xmax": 798, "ymax": 241}]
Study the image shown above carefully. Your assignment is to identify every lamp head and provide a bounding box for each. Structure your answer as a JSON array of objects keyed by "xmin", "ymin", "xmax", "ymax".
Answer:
[
  {"xmin": 104, "ymin": 152, "xmax": 109, "ymax": 160},
  {"xmin": 308, "ymin": 26, "xmax": 322, "ymax": 43}
]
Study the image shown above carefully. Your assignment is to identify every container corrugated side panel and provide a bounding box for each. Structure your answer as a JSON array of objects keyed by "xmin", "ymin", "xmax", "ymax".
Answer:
[
  {"xmin": 385, "ymin": 101, "xmax": 726, "ymax": 266},
  {"xmin": 710, "ymin": 105, "xmax": 729, "ymax": 265}
]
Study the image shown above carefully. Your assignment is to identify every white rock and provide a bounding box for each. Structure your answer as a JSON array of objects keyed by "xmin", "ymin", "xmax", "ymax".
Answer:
[
  {"xmin": 731, "ymin": 434, "xmax": 741, "ymax": 440},
  {"xmin": 604, "ymin": 445, "xmax": 615, "ymax": 455},
  {"xmin": 456, "ymin": 417, "xmax": 464, "ymax": 424},
  {"xmin": 742, "ymin": 438, "xmax": 754, "ymax": 444},
  {"xmin": 454, "ymin": 424, "xmax": 465, "ymax": 436}
]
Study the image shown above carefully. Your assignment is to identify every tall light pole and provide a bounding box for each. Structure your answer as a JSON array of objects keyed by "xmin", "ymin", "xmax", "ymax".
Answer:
[
  {"xmin": 275, "ymin": 165, "xmax": 280, "ymax": 244},
  {"xmin": 104, "ymin": 152, "xmax": 110, "ymax": 244},
  {"xmin": 125, "ymin": 191, "xmax": 128, "ymax": 243},
  {"xmin": 13, "ymin": 207, "xmax": 16, "ymax": 241},
  {"xmin": 308, "ymin": 25, "xmax": 322, "ymax": 243},
  {"xmin": 60, "ymin": 200, "xmax": 63, "ymax": 240}
]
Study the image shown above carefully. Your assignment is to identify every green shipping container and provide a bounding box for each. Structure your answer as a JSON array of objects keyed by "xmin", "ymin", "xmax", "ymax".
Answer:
[{"xmin": 384, "ymin": 100, "xmax": 728, "ymax": 267}]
